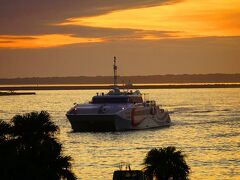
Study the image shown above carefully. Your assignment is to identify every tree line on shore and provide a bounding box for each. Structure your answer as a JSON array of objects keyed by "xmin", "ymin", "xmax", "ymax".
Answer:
[
  {"xmin": 1, "ymin": 73, "xmax": 239, "ymax": 85},
  {"xmin": 0, "ymin": 111, "xmax": 190, "ymax": 180}
]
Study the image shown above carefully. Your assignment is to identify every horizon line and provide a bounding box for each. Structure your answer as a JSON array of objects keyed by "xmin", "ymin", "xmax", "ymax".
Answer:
[{"xmin": 1, "ymin": 73, "xmax": 240, "ymax": 80}]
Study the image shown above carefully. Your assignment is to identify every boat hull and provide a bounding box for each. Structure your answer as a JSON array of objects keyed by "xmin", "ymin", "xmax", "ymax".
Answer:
[
  {"xmin": 66, "ymin": 114, "xmax": 131, "ymax": 132},
  {"xmin": 66, "ymin": 112, "xmax": 171, "ymax": 132}
]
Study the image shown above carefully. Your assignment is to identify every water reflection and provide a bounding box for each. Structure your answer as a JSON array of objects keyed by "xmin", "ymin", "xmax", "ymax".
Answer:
[{"xmin": 0, "ymin": 88, "xmax": 239, "ymax": 179}]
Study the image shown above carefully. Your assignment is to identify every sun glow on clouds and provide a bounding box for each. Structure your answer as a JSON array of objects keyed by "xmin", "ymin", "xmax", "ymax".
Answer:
[
  {"xmin": 1, "ymin": 0, "xmax": 240, "ymax": 49},
  {"xmin": 59, "ymin": 0, "xmax": 240, "ymax": 38},
  {"xmin": 0, "ymin": 34, "xmax": 103, "ymax": 49}
]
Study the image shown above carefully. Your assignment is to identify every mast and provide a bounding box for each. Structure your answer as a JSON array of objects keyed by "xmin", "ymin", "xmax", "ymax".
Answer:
[{"xmin": 113, "ymin": 56, "xmax": 117, "ymax": 87}]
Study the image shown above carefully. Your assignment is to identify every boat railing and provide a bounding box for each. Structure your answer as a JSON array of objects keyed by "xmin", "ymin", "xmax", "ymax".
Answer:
[
  {"xmin": 145, "ymin": 100, "xmax": 156, "ymax": 106},
  {"xmin": 113, "ymin": 162, "xmax": 146, "ymax": 180}
]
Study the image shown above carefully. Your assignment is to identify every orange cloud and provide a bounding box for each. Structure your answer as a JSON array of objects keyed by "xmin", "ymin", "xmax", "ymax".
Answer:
[
  {"xmin": 58, "ymin": 0, "xmax": 240, "ymax": 38},
  {"xmin": 0, "ymin": 34, "xmax": 104, "ymax": 49}
]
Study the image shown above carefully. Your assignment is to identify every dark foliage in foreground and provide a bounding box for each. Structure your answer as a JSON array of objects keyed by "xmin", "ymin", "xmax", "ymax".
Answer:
[
  {"xmin": 143, "ymin": 146, "xmax": 190, "ymax": 180},
  {"xmin": 0, "ymin": 111, "xmax": 76, "ymax": 180}
]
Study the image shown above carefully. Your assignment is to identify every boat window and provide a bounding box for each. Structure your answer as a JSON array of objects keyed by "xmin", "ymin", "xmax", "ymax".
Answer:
[
  {"xmin": 92, "ymin": 96, "xmax": 129, "ymax": 103},
  {"xmin": 128, "ymin": 96, "xmax": 143, "ymax": 103},
  {"xmin": 92, "ymin": 96, "xmax": 143, "ymax": 104}
]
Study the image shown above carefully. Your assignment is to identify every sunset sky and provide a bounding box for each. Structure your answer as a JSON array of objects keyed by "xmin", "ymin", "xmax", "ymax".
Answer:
[{"xmin": 0, "ymin": 0, "xmax": 240, "ymax": 78}]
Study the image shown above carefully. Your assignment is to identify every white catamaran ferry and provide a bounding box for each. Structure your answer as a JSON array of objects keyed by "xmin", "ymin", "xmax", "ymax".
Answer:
[{"xmin": 66, "ymin": 57, "xmax": 171, "ymax": 131}]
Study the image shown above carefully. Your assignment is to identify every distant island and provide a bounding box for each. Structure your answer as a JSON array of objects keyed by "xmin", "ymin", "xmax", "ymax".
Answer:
[
  {"xmin": 0, "ymin": 91, "xmax": 36, "ymax": 96},
  {"xmin": 0, "ymin": 74, "xmax": 239, "ymax": 90},
  {"xmin": 0, "ymin": 74, "xmax": 240, "ymax": 85}
]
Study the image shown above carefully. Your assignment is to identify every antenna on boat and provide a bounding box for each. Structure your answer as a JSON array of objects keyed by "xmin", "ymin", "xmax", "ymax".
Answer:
[{"xmin": 113, "ymin": 56, "xmax": 117, "ymax": 87}]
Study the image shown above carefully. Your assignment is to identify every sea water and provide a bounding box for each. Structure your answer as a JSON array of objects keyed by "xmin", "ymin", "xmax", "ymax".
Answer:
[{"xmin": 0, "ymin": 88, "xmax": 239, "ymax": 179}]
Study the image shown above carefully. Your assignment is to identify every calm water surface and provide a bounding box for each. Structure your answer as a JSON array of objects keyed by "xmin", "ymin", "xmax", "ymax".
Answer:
[{"xmin": 1, "ymin": 88, "xmax": 240, "ymax": 179}]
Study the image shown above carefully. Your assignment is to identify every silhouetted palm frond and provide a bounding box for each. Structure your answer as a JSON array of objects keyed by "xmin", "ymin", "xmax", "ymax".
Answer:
[
  {"xmin": 0, "ymin": 111, "xmax": 76, "ymax": 180},
  {"xmin": 0, "ymin": 120, "xmax": 12, "ymax": 139},
  {"xmin": 143, "ymin": 146, "xmax": 190, "ymax": 180}
]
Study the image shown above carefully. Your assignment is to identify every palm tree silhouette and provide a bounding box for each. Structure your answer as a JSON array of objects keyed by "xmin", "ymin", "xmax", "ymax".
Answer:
[
  {"xmin": 143, "ymin": 146, "xmax": 190, "ymax": 180},
  {"xmin": 0, "ymin": 111, "xmax": 76, "ymax": 180}
]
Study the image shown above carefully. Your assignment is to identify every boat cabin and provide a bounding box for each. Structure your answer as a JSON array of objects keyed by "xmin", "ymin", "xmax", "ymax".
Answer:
[{"xmin": 91, "ymin": 95, "xmax": 143, "ymax": 104}]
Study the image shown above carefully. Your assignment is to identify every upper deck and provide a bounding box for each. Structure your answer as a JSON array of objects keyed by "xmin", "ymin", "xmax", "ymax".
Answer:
[{"xmin": 91, "ymin": 88, "xmax": 143, "ymax": 104}]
